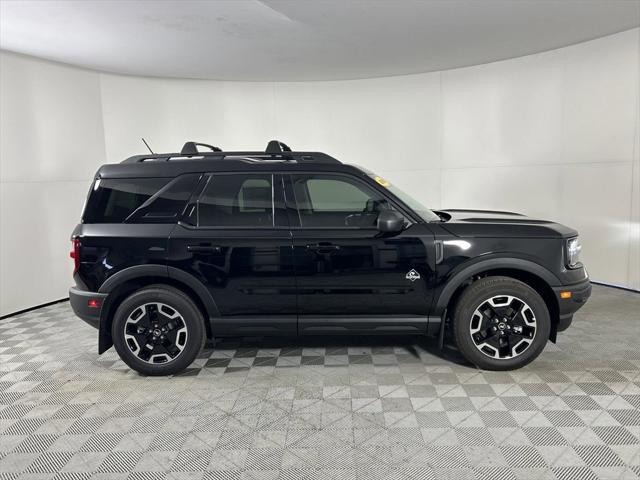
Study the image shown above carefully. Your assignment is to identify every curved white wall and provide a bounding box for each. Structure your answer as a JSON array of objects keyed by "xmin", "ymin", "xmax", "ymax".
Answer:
[
  {"xmin": 0, "ymin": 53, "xmax": 107, "ymax": 316},
  {"xmin": 1, "ymin": 28, "xmax": 638, "ymax": 315}
]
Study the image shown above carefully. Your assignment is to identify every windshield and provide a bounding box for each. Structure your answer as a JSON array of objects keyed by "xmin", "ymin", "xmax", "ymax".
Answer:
[{"xmin": 367, "ymin": 173, "xmax": 441, "ymax": 222}]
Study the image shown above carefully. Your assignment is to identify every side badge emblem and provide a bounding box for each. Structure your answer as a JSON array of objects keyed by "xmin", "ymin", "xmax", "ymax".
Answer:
[{"xmin": 405, "ymin": 269, "xmax": 421, "ymax": 282}]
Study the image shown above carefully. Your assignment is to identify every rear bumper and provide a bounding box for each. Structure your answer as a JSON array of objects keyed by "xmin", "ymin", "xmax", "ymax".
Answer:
[
  {"xmin": 552, "ymin": 279, "xmax": 592, "ymax": 332},
  {"xmin": 69, "ymin": 287, "xmax": 108, "ymax": 330}
]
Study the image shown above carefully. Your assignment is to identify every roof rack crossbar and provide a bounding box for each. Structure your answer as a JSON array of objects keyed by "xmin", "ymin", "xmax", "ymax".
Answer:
[
  {"xmin": 265, "ymin": 140, "xmax": 291, "ymax": 154},
  {"xmin": 181, "ymin": 141, "xmax": 222, "ymax": 155}
]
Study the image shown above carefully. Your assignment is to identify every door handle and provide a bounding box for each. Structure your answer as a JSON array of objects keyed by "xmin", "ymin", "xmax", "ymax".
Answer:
[
  {"xmin": 306, "ymin": 243, "xmax": 341, "ymax": 253},
  {"xmin": 187, "ymin": 244, "xmax": 221, "ymax": 253}
]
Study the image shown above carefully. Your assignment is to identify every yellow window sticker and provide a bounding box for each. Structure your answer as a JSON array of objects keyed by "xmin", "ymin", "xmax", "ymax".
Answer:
[{"xmin": 374, "ymin": 176, "xmax": 390, "ymax": 187}]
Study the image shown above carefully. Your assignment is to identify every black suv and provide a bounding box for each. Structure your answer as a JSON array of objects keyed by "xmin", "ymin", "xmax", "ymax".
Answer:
[{"xmin": 70, "ymin": 140, "xmax": 591, "ymax": 375}]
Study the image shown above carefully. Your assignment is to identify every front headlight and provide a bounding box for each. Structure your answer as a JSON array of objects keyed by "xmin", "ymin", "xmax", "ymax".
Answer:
[{"xmin": 566, "ymin": 237, "xmax": 582, "ymax": 268}]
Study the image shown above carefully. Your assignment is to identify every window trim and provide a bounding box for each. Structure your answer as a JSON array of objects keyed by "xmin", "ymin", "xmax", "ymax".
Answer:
[
  {"xmin": 180, "ymin": 172, "xmax": 289, "ymax": 230},
  {"xmin": 284, "ymin": 172, "xmax": 417, "ymax": 231}
]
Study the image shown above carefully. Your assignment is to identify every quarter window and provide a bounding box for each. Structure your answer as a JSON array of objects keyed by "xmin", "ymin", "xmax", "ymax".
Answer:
[
  {"xmin": 83, "ymin": 178, "xmax": 170, "ymax": 223},
  {"xmin": 194, "ymin": 174, "xmax": 274, "ymax": 227},
  {"xmin": 128, "ymin": 174, "xmax": 201, "ymax": 222}
]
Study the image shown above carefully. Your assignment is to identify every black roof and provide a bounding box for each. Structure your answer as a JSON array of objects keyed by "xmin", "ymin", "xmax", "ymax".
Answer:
[{"xmin": 98, "ymin": 140, "xmax": 363, "ymax": 179}]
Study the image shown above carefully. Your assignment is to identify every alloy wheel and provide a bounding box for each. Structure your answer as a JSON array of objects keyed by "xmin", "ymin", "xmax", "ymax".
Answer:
[
  {"xmin": 123, "ymin": 302, "xmax": 188, "ymax": 364},
  {"xmin": 469, "ymin": 295, "xmax": 537, "ymax": 360}
]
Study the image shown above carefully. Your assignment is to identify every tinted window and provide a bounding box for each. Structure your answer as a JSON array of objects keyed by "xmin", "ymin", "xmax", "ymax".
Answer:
[
  {"xmin": 291, "ymin": 174, "xmax": 393, "ymax": 228},
  {"xmin": 127, "ymin": 174, "xmax": 201, "ymax": 222},
  {"xmin": 306, "ymin": 178, "xmax": 371, "ymax": 211},
  {"xmin": 366, "ymin": 173, "xmax": 440, "ymax": 222},
  {"xmin": 194, "ymin": 174, "xmax": 274, "ymax": 227},
  {"xmin": 83, "ymin": 178, "xmax": 169, "ymax": 223}
]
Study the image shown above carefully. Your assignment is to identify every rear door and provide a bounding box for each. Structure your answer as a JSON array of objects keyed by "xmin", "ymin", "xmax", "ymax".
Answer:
[
  {"xmin": 168, "ymin": 172, "xmax": 297, "ymax": 335},
  {"xmin": 284, "ymin": 173, "xmax": 435, "ymax": 335}
]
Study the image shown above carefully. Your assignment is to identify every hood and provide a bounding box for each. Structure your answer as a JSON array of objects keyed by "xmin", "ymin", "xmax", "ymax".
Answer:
[{"xmin": 436, "ymin": 209, "xmax": 578, "ymax": 238}]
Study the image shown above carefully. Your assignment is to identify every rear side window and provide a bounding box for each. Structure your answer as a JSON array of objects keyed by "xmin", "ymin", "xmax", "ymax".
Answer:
[
  {"xmin": 127, "ymin": 174, "xmax": 201, "ymax": 222},
  {"xmin": 188, "ymin": 174, "xmax": 275, "ymax": 227},
  {"xmin": 83, "ymin": 178, "xmax": 169, "ymax": 223}
]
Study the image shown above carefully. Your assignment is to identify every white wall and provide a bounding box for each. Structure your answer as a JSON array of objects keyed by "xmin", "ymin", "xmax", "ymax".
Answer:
[
  {"xmin": 438, "ymin": 30, "xmax": 639, "ymax": 290},
  {"xmin": 0, "ymin": 53, "xmax": 107, "ymax": 316},
  {"xmin": 1, "ymin": 28, "xmax": 638, "ymax": 315}
]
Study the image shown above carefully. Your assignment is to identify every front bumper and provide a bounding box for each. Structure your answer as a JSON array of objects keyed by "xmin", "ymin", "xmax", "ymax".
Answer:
[
  {"xmin": 69, "ymin": 287, "xmax": 108, "ymax": 330},
  {"xmin": 552, "ymin": 279, "xmax": 592, "ymax": 332}
]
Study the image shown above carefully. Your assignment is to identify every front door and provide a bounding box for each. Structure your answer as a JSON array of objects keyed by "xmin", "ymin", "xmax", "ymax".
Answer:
[
  {"xmin": 284, "ymin": 173, "xmax": 435, "ymax": 335},
  {"xmin": 169, "ymin": 173, "xmax": 297, "ymax": 335}
]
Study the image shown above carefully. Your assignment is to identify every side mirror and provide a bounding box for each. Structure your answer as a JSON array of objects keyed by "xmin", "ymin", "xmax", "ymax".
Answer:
[{"xmin": 377, "ymin": 210, "xmax": 405, "ymax": 233}]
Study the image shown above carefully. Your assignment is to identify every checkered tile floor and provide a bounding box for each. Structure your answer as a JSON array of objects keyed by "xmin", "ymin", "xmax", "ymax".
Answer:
[{"xmin": 1, "ymin": 284, "xmax": 639, "ymax": 480}]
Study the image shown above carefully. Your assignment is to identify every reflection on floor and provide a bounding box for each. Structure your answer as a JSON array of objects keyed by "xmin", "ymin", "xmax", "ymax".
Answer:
[{"xmin": 0, "ymin": 285, "xmax": 639, "ymax": 480}]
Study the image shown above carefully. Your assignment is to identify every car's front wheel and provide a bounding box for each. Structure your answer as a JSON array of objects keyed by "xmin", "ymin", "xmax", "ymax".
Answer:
[
  {"xmin": 452, "ymin": 276, "xmax": 550, "ymax": 370},
  {"xmin": 112, "ymin": 285, "xmax": 205, "ymax": 376}
]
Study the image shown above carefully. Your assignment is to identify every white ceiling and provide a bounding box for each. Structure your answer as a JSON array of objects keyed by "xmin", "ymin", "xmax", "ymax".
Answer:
[{"xmin": 1, "ymin": 0, "xmax": 639, "ymax": 81}]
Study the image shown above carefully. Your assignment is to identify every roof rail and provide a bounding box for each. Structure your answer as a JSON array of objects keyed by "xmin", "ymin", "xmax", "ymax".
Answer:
[{"xmin": 121, "ymin": 140, "xmax": 342, "ymax": 165}]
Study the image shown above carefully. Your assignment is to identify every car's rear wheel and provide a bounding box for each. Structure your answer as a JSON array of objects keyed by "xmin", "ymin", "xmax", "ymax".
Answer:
[
  {"xmin": 112, "ymin": 285, "xmax": 205, "ymax": 376},
  {"xmin": 452, "ymin": 276, "xmax": 550, "ymax": 370}
]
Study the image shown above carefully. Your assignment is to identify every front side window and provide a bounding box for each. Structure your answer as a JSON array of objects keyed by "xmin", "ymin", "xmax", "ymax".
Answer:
[
  {"xmin": 291, "ymin": 174, "xmax": 394, "ymax": 228},
  {"xmin": 193, "ymin": 174, "xmax": 274, "ymax": 227},
  {"xmin": 367, "ymin": 173, "xmax": 440, "ymax": 222}
]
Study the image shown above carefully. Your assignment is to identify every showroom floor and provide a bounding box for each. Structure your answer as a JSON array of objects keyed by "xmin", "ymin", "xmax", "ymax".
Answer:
[{"xmin": 0, "ymin": 285, "xmax": 639, "ymax": 480}]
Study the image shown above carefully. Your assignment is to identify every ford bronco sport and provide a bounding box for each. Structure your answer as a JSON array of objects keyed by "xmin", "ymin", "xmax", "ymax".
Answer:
[{"xmin": 70, "ymin": 140, "xmax": 591, "ymax": 375}]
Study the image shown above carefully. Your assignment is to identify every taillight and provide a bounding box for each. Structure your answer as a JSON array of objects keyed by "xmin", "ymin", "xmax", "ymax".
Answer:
[{"xmin": 70, "ymin": 238, "xmax": 81, "ymax": 273}]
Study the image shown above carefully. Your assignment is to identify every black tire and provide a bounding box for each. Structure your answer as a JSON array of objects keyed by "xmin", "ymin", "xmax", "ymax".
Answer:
[
  {"xmin": 452, "ymin": 276, "xmax": 550, "ymax": 371},
  {"xmin": 112, "ymin": 285, "xmax": 206, "ymax": 376}
]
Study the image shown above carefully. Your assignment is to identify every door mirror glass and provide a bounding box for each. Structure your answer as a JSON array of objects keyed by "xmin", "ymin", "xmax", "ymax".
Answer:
[{"xmin": 377, "ymin": 210, "xmax": 405, "ymax": 232}]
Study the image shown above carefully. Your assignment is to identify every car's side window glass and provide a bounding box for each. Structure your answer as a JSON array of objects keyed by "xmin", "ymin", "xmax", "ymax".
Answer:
[
  {"xmin": 83, "ymin": 177, "xmax": 170, "ymax": 223},
  {"xmin": 195, "ymin": 174, "xmax": 274, "ymax": 227},
  {"xmin": 306, "ymin": 179, "xmax": 370, "ymax": 211},
  {"xmin": 127, "ymin": 174, "xmax": 201, "ymax": 223},
  {"xmin": 291, "ymin": 174, "xmax": 393, "ymax": 228}
]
